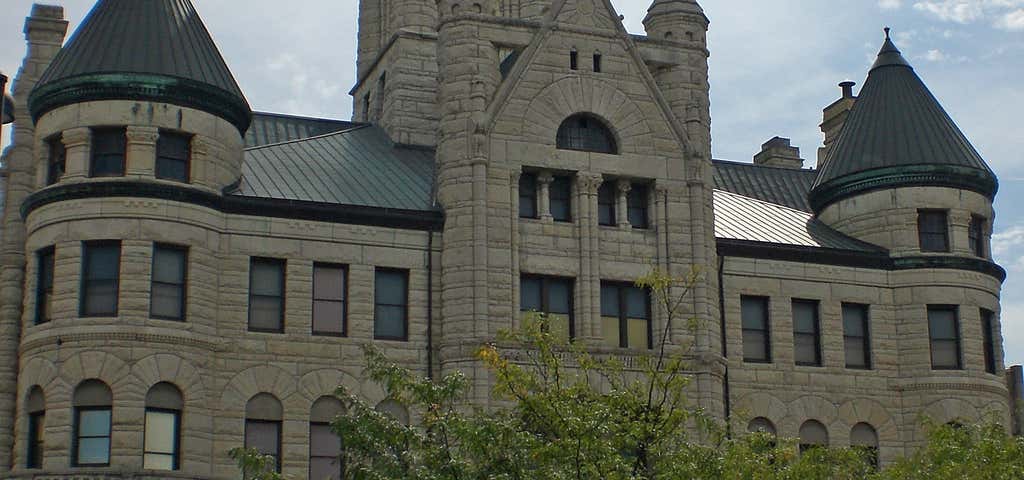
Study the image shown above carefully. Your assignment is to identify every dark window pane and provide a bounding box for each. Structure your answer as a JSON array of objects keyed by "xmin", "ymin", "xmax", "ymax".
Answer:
[
  {"xmin": 918, "ymin": 210, "xmax": 949, "ymax": 252},
  {"xmin": 27, "ymin": 412, "xmax": 44, "ymax": 469},
  {"xmin": 310, "ymin": 423, "xmax": 341, "ymax": 457},
  {"xmin": 75, "ymin": 409, "xmax": 111, "ymax": 466},
  {"xmin": 245, "ymin": 420, "xmax": 281, "ymax": 473},
  {"xmin": 928, "ymin": 306, "xmax": 961, "ymax": 369},
  {"xmin": 843, "ymin": 304, "xmax": 871, "ymax": 369},
  {"xmin": 144, "ymin": 410, "xmax": 179, "ymax": 470},
  {"xmin": 374, "ymin": 270, "xmax": 408, "ymax": 340},
  {"xmin": 374, "ymin": 271, "xmax": 408, "ymax": 306},
  {"xmin": 313, "ymin": 301, "xmax": 345, "ymax": 335},
  {"xmin": 314, "ymin": 265, "xmax": 346, "ymax": 336},
  {"xmin": 314, "ymin": 266, "xmax": 346, "ymax": 302},
  {"xmin": 90, "ymin": 129, "xmax": 126, "ymax": 177},
  {"xmin": 743, "ymin": 332, "xmax": 769, "ymax": 361},
  {"xmin": 597, "ymin": 182, "xmax": 616, "ymax": 226},
  {"xmin": 556, "ymin": 114, "xmax": 617, "ymax": 154},
  {"xmin": 81, "ymin": 243, "xmax": 120, "ymax": 317},
  {"xmin": 250, "ymin": 297, "xmax": 283, "ymax": 331},
  {"xmin": 627, "ymin": 185, "xmax": 648, "ymax": 228},
  {"xmin": 152, "ymin": 246, "xmax": 186, "ymax": 320},
  {"xmin": 845, "ymin": 338, "xmax": 866, "ymax": 368},
  {"xmin": 792, "ymin": 301, "xmax": 821, "ymax": 366},
  {"xmin": 251, "ymin": 261, "xmax": 284, "ymax": 296},
  {"xmin": 794, "ymin": 334, "xmax": 819, "ymax": 365},
  {"xmin": 521, "ymin": 276, "xmax": 575, "ymax": 339},
  {"xmin": 593, "ymin": 54, "xmax": 602, "ymax": 73},
  {"xmin": 77, "ymin": 438, "xmax": 111, "ymax": 465},
  {"xmin": 792, "ymin": 302, "xmax": 818, "ymax": 334},
  {"xmin": 47, "ymin": 137, "xmax": 66, "ymax": 185},
  {"xmin": 741, "ymin": 296, "xmax": 770, "ymax": 362},
  {"xmin": 79, "ymin": 410, "xmax": 111, "ymax": 436},
  {"xmin": 521, "ymin": 277, "xmax": 542, "ymax": 311},
  {"xmin": 982, "ymin": 309, "xmax": 997, "ymax": 374},
  {"xmin": 741, "ymin": 297, "xmax": 767, "ymax": 330},
  {"xmin": 970, "ymin": 216, "xmax": 986, "ymax": 257},
  {"xmin": 374, "ymin": 305, "xmax": 407, "ymax": 339},
  {"xmin": 600, "ymin": 284, "xmax": 619, "ymax": 316},
  {"xmin": 547, "ymin": 280, "xmax": 571, "ymax": 314},
  {"xmin": 156, "ymin": 132, "xmax": 191, "ymax": 182},
  {"xmin": 249, "ymin": 259, "xmax": 284, "ymax": 332},
  {"xmin": 519, "ymin": 173, "xmax": 538, "ymax": 219},
  {"xmin": 151, "ymin": 283, "xmax": 185, "ymax": 319},
  {"xmin": 625, "ymin": 287, "xmax": 648, "ymax": 319},
  {"xmin": 36, "ymin": 248, "xmax": 55, "ymax": 324},
  {"xmin": 570, "ymin": 50, "xmax": 578, "ymax": 70},
  {"xmin": 550, "ymin": 176, "xmax": 572, "ymax": 222}
]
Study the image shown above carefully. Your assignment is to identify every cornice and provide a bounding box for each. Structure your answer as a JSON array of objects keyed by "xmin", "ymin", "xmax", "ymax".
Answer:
[{"xmin": 809, "ymin": 164, "xmax": 999, "ymax": 214}]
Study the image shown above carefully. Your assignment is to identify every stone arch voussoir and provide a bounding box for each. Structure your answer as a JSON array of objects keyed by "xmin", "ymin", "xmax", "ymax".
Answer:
[
  {"xmin": 221, "ymin": 365, "xmax": 298, "ymax": 415},
  {"xmin": 131, "ymin": 353, "xmax": 206, "ymax": 407},
  {"xmin": 837, "ymin": 397, "xmax": 899, "ymax": 444}
]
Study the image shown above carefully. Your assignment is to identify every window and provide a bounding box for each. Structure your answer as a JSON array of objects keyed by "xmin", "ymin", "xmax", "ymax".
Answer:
[
  {"xmin": 918, "ymin": 210, "xmax": 949, "ymax": 252},
  {"xmin": 969, "ymin": 215, "xmax": 987, "ymax": 258},
  {"xmin": 519, "ymin": 173, "xmax": 538, "ymax": 219},
  {"xmin": 80, "ymin": 241, "xmax": 120, "ymax": 317},
  {"xmin": 245, "ymin": 394, "xmax": 283, "ymax": 474},
  {"xmin": 851, "ymin": 423, "xmax": 879, "ymax": 469},
  {"xmin": 155, "ymin": 131, "xmax": 191, "ymax": 182},
  {"xmin": 72, "ymin": 380, "xmax": 112, "ymax": 467},
  {"xmin": 593, "ymin": 53, "xmax": 602, "ymax": 72},
  {"xmin": 46, "ymin": 136, "xmax": 65, "ymax": 185},
  {"xmin": 597, "ymin": 181, "xmax": 616, "ymax": 226},
  {"xmin": 314, "ymin": 264, "xmax": 348, "ymax": 336},
  {"xmin": 374, "ymin": 269, "xmax": 408, "ymax": 340},
  {"xmin": 35, "ymin": 247, "xmax": 55, "ymax": 325},
  {"xmin": 144, "ymin": 383, "xmax": 182, "ymax": 471},
  {"xmin": 747, "ymin": 417, "xmax": 776, "ymax": 436},
  {"xmin": 600, "ymin": 282, "xmax": 651, "ymax": 349},
  {"xmin": 549, "ymin": 176, "xmax": 572, "ymax": 222},
  {"xmin": 982, "ymin": 309, "xmax": 997, "ymax": 374},
  {"xmin": 151, "ymin": 245, "xmax": 187, "ymax": 321},
  {"xmin": 249, "ymin": 258, "xmax": 285, "ymax": 333},
  {"xmin": 627, "ymin": 184, "xmax": 648, "ymax": 229},
  {"xmin": 793, "ymin": 300, "xmax": 822, "ymax": 367},
  {"xmin": 741, "ymin": 296, "xmax": 771, "ymax": 363},
  {"xmin": 90, "ymin": 128, "xmax": 126, "ymax": 177},
  {"xmin": 556, "ymin": 114, "xmax": 617, "ymax": 154},
  {"xmin": 570, "ymin": 50, "xmax": 578, "ymax": 70},
  {"xmin": 521, "ymin": 275, "xmax": 574, "ymax": 341},
  {"xmin": 26, "ymin": 387, "xmax": 44, "ymax": 469},
  {"xmin": 928, "ymin": 305, "xmax": 961, "ymax": 370},
  {"xmin": 843, "ymin": 303, "xmax": 871, "ymax": 369},
  {"xmin": 310, "ymin": 397, "xmax": 344, "ymax": 480},
  {"xmin": 798, "ymin": 420, "xmax": 828, "ymax": 454}
]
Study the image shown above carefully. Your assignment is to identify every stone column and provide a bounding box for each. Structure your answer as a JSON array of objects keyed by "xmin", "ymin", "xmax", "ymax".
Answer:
[
  {"xmin": 126, "ymin": 126, "xmax": 159, "ymax": 177},
  {"xmin": 616, "ymin": 178, "xmax": 632, "ymax": 229},
  {"xmin": 537, "ymin": 171, "xmax": 554, "ymax": 222},
  {"xmin": 510, "ymin": 170, "xmax": 522, "ymax": 330},
  {"xmin": 577, "ymin": 173, "xmax": 602, "ymax": 341},
  {"xmin": 60, "ymin": 127, "xmax": 91, "ymax": 181}
]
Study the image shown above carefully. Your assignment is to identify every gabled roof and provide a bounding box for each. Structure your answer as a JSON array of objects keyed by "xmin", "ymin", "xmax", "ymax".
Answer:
[
  {"xmin": 809, "ymin": 31, "xmax": 997, "ymax": 212},
  {"xmin": 712, "ymin": 159, "xmax": 817, "ymax": 212},
  {"xmin": 245, "ymin": 112, "xmax": 359, "ymax": 148},
  {"xmin": 29, "ymin": 0, "xmax": 251, "ymax": 133}
]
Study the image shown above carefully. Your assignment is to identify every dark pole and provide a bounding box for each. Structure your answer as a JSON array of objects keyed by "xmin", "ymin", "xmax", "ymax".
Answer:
[{"xmin": 0, "ymin": 73, "xmax": 8, "ymax": 149}]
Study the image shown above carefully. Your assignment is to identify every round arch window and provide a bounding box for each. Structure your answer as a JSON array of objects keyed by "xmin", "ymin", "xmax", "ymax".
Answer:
[{"xmin": 556, "ymin": 114, "xmax": 617, "ymax": 154}]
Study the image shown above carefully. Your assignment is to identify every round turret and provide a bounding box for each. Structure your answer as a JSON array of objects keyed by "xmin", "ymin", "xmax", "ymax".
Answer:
[{"xmin": 642, "ymin": 0, "xmax": 709, "ymax": 43}]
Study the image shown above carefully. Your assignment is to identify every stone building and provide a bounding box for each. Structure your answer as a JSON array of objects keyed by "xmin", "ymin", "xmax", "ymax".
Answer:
[{"xmin": 0, "ymin": 0, "xmax": 1017, "ymax": 478}]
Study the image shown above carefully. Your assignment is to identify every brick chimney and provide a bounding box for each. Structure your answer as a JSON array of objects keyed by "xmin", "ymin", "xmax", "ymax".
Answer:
[
  {"xmin": 818, "ymin": 81, "xmax": 857, "ymax": 168},
  {"xmin": 753, "ymin": 136, "xmax": 804, "ymax": 169}
]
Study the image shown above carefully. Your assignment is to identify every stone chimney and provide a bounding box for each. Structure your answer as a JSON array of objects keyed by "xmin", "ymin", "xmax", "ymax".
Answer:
[
  {"xmin": 753, "ymin": 136, "xmax": 804, "ymax": 169},
  {"xmin": 1008, "ymin": 365, "xmax": 1024, "ymax": 436},
  {"xmin": 818, "ymin": 80, "xmax": 857, "ymax": 167}
]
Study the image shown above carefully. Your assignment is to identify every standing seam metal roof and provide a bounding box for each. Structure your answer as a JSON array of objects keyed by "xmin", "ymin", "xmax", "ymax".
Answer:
[
  {"xmin": 713, "ymin": 159, "xmax": 817, "ymax": 212},
  {"xmin": 245, "ymin": 112, "xmax": 360, "ymax": 148}
]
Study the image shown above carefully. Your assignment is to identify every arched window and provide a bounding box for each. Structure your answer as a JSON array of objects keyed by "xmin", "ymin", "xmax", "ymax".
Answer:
[
  {"xmin": 25, "ymin": 387, "xmax": 45, "ymax": 469},
  {"xmin": 798, "ymin": 419, "xmax": 828, "ymax": 454},
  {"xmin": 245, "ymin": 394, "xmax": 283, "ymax": 473},
  {"xmin": 747, "ymin": 417, "xmax": 776, "ymax": 436},
  {"xmin": 72, "ymin": 380, "xmax": 112, "ymax": 467},
  {"xmin": 556, "ymin": 114, "xmax": 617, "ymax": 154},
  {"xmin": 144, "ymin": 383, "xmax": 183, "ymax": 471},
  {"xmin": 375, "ymin": 399, "xmax": 410, "ymax": 426},
  {"xmin": 310, "ymin": 396, "xmax": 344, "ymax": 480},
  {"xmin": 851, "ymin": 422, "xmax": 879, "ymax": 469}
]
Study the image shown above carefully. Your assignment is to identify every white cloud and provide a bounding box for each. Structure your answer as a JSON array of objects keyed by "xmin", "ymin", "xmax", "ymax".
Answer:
[
  {"xmin": 879, "ymin": 0, "xmax": 903, "ymax": 9},
  {"xmin": 913, "ymin": 0, "xmax": 1024, "ymax": 26},
  {"xmin": 996, "ymin": 9, "xmax": 1024, "ymax": 29},
  {"xmin": 993, "ymin": 225, "xmax": 1024, "ymax": 259},
  {"xmin": 923, "ymin": 48, "xmax": 948, "ymax": 61}
]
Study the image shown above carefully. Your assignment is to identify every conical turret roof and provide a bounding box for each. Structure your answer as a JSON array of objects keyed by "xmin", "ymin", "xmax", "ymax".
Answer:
[
  {"xmin": 809, "ymin": 30, "xmax": 997, "ymax": 213},
  {"xmin": 29, "ymin": 0, "xmax": 251, "ymax": 133}
]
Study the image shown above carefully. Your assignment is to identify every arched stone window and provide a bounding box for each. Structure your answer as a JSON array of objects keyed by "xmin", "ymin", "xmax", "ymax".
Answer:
[
  {"xmin": 144, "ymin": 383, "xmax": 183, "ymax": 471},
  {"xmin": 851, "ymin": 422, "xmax": 879, "ymax": 468},
  {"xmin": 375, "ymin": 399, "xmax": 410, "ymax": 426},
  {"xmin": 798, "ymin": 419, "xmax": 828, "ymax": 453},
  {"xmin": 747, "ymin": 417, "xmax": 776, "ymax": 436},
  {"xmin": 245, "ymin": 393, "xmax": 283, "ymax": 473},
  {"xmin": 556, "ymin": 114, "xmax": 617, "ymax": 154},
  {"xmin": 310, "ymin": 396, "xmax": 344, "ymax": 480},
  {"xmin": 25, "ymin": 386, "xmax": 45, "ymax": 469},
  {"xmin": 72, "ymin": 379, "xmax": 112, "ymax": 467}
]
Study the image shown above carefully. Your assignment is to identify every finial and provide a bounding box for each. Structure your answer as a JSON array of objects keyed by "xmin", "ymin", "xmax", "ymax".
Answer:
[{"xmin": 884, "ymin": 27, "xmax": 891, "ymax": 39}]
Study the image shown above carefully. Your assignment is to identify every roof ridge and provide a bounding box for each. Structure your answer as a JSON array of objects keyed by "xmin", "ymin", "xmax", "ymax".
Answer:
[
  {"xmin": 713, "ymin": 158, "xmax": 817, "ymax": 173},
  {"xmin": 244, "ymin": 124, "xmax": 371, "ymax": 151},
  {"xmin": 252, "ymin": 111, "xmax": 357, "ymax": 124}
]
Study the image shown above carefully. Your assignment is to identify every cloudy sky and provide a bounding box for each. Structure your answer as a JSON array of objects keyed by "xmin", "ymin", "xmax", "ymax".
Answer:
[{"xmin": 2, "ymin": 0, "xmax": 1023, "ymax": 363}]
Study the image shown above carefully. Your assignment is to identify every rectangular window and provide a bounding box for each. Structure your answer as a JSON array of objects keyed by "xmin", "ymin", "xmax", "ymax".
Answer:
[
  {"xmin": 570, "ymin": 51, "xmax": 579, "ymax": 70},
  {"xmin": 143, "ymin": 409, "xmax": 180, "ymax": 470},
  {"xmin": 89, "ymin": 128, "xmax": 126, "ymax": 177},
  {"xmin": 155, "ymin": 131, "xmax": 191, "ymax": 182},
  {"xmin": 519, "ymin": 173, "xmax": 538, "ymax": 219},
  {"xmin": 593, "ymin": 53, "xmax": 603, "ymax": 72},
  {"xmin": 597, "ymin": 181, "xmax": 616, "ymax": 226},
  {"xmin": 313, "ymin": 264, "xmax": 347, "ymax": 336},
  {"xmin": 309, "ymin": 423, "xmax": 341, "ymax": 480},
  {"xmin": 600, "ymin": 282, "xmax": 651, "ymax": 349},
  {"xmin": 80, "ymin": 241, "xmax": 120, "ymax": 317},
  {"xmin": 151, "ymin": 245, "xmax": 187, "ymax": 321},
  {"xmin": 843, "ymin": 303, "xmax": 871, "ymax": 369},
  {"xmin": 741, "ymin": 296, "xmax": 771, "ymax": 363},
  {"xmin": 249, "ymin": 258, "xmax": 285, "ymax": 333},
  {"xmin": 969, "ymin": 215, "xmax": 987, "ymax": 258},
  {"xmin": 550, "ymin": 176, "xmax": 572, "ymax": 222},
  {"xmin": 521, "ymin": 275, "xmax": 574, "ymax": 341},
  {"xmin": 27, "ymin": 412, "xmax": 43, "ymax": 469},
  {"xmin": 928, "ymin": 305, "xmax": 961, "ymax": 370},
  {"xmin": 982, "ymin": 309, "xmax": 997, "ymax": 374},
  {"xmin": 46, "ymin": 136, "xmax": 65, "ymax": 185},
  {"xmin": 374, "ymin": 269, "xmax": 408, "ymax": 340},
  {"xmin": 244, "ymin": 420, "xmax": 281, "ymax": 473},
  {"xmin": 918, "ymin": 210, "xmax": 949, "ymax": 252},
  {"xmin": 74, "ymin": 408, "xmax": 111, "ymax": 466},
  {"xmin": 35, "ymin": 247, "xmax": 55, "ymax": 325},
  {"xmin": 627, "ymin": 184, "xmax": 649, "ymax": 229},
  {"xmin": 792, "ymin": 300, "xmax": 822, "ymax": 366}
]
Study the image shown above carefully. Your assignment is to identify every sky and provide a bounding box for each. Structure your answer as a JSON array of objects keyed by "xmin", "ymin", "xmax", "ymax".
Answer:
[{"xmin": 1, "ymin": 0, "xmax": 1023, "ymax": 363}]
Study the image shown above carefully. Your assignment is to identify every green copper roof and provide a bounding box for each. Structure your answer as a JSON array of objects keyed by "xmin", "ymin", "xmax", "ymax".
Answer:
[
  {"xmin": 29, "ymin": 0, "xmax": 251, "ymax": 133},
  {"xmin": 809, "ymin": 31, "xmax": 997, "ymax": 212}
]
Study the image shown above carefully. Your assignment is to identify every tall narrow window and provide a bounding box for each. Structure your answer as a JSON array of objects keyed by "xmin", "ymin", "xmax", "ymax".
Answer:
[
  {"xmin": 843, "ymin": 303, "xmax": 871, "ymax": 369},
  {"xmin": 793, "ymin": 300, "xmax": 822, "ymax": 366},
  {"xmin": 593, "ymin": 53, "xmax": 603, "ymax": 72},
  {"xmin": 144, "ymin": 383, "xmax": 182, "ymax": 471},
  {"xmin": 310, "ymin": 397, "xmax": 344, "ymax": 480},
  {"xmin": 249, "ymin": 258, "xmax": 285, "ymax": 332},
  {"xmin": 72, "ymin": 380, "xmax": 112, "ymax": 467},
  {"xmin": 151, "ymin": 245, "xmax": 187, "ymax": 321},
  {"xmin": 519, "ymin": 173, "xmax": 538, "ymax": 219},
  {"xmin": 374, "ymin": 269, "xmax": 408, "ymax": 340},
  {"xmin": 918, "ymin": 210, "xmax": 949, "ymax": 252},
  {"xmin": 741, "ymin": 296, "xmax": 771, "ymax": 363},
  {"xmin": 521, "ymin": 275, "xmax": 574, "ymax": 341},
  {"xmin": 549, "ymin": 176, "xmax": 572, "ymax": 222},
  {"xmin": 570, "ymin": 50, "xmax": 579, "ymax": 70},
  {"xmin": 245, "ymin": 394, "xmax": 283, "ymax": 474},
  {"xmin": 313, "ymin": 264, "xmax": 348, "ymax": 336},
  {"xmin": 26, "ymin": 387, "xmax": 45, "ymax": 469},
  {"xmin": 981, "ymin": 309, "xmax": 997, "ymax": 374},
  {"xmin": 969, "ymin": 215, "xmax": 987, "ymax": 258},
  {"xmin": 600, "ymin": 282, "xmax": 651, "ymax": 349},
  {"xmin": 80, "ymin": 241, "xmax": 120, "ymax": 317},
  {"xmin": 597, "ymin": 181, "xmax": 616, "ymax": 226},
  {"xmin": 798, "ymin": 420, "xmax": 828, "ymax": 454},
  {"xmin": 35, "ymin": 247, "xmax": 55, "ymax": 325},
  {"xmin": 556, "ymin": 114, "xmax": 617, "ymax": 154},
  {"xmin": 155, "ymin": 131, "xmax": 191, "ymax": 182},
  {"xmin": 627, "ymin": 184, "xmax": 649, "ymax": 229},
  {"xmin": 851, "ymin": 423, "xmax": 879, "ymax": 469},
  {"xmin": 90, "ymin": 128, "xmax": 126, "ymax": 177},
  {"xmin": 46, "ymin": 136, "xmax": 65, "ymax": 185},
  {"xmin": 928, "ymin": 305, "xmax": 961, "ymax": 370}
]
